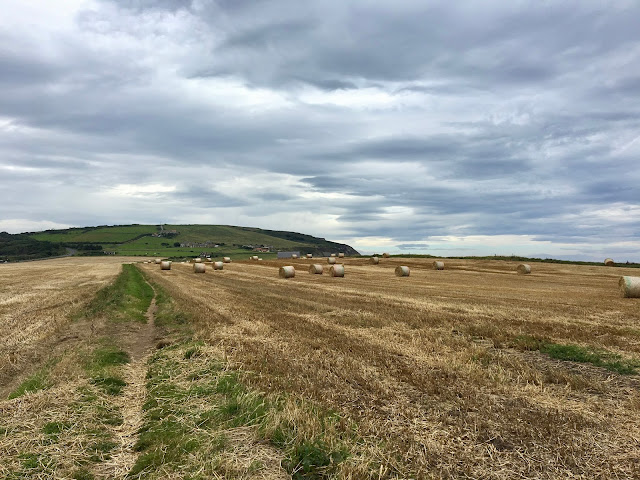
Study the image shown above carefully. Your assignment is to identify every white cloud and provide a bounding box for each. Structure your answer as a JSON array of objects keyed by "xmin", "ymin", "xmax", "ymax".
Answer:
[
  {"xmin": 0, "ymin": 219, "xmax": 73, "ymax": 234},
  {"xmin": 107, "ymin": 183, "xmax": 177, "ymax": 197}
]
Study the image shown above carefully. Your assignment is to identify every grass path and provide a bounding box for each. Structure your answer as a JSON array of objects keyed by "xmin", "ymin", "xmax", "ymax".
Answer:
[{"xmin": 95, "ymin": 291, "xmax": 158, "ymax": 479}]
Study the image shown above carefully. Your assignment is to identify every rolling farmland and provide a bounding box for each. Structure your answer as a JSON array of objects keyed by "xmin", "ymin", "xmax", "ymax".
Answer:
[
  {"xmin": 141, "ymin": 257, "xmax": 640, "ymax": 478},
  {"xmin": 25, "ymin": 224, "xmax": 358, "ymax": 260},
  {"xmin": 1, "ymin": 256, "xmax": 639, "ymax": 478}
]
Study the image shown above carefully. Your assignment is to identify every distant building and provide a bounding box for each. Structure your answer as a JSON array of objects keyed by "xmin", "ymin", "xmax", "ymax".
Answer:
[{"xmin": 277, "ymin": 251, "xmax": 301, "ymax": 259}]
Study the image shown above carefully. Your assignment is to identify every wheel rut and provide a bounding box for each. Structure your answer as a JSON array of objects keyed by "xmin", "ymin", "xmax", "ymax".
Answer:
[{"xmin": 95, "ymin": 285, "xmax": 158, "ymax": 479}]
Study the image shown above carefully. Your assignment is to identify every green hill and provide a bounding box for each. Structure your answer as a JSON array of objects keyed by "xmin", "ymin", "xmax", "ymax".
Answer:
[{"xmin": 25, "ymin": 224, "xmax": 359, "ymax": 260}]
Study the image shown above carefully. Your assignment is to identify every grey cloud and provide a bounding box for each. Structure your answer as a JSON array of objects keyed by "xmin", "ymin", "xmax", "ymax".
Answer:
[
  {"xmin": 102, "ymin": 0, "xmax": 193, "ymax": 12},
  {"xmin": 170, "ymin": 186, "xmax": 248, "ymax": 208},
  {"xmin": 179, "ymin": 1, "xmax": 640, "ymax": 91},
  {"xmin": 1, "ymin": 1, "xmax": 639, "ymax": 260},
  {"xmin": 396, "ymin": 243, "xmax": 429, "ymax": 250},
  {"xmin": 293, "ymin": 77, "xmax": 358, "ymax": 91}
]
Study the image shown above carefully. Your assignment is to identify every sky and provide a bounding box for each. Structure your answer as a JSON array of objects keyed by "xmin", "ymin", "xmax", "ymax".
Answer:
[{"xmin": 1, "ymin": 0, "xmax": 639, "ymax": 260}]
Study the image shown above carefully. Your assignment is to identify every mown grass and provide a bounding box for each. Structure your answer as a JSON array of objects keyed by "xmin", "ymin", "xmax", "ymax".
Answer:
[
  {"xmin": 78, "ymin": 264, "xmax": 153, "ymax": 322},
  {"xmin": 2, "ymin": 381, "xmax": 126, "ymax": 476},
  {"xmin": 130, "ymin": 343, "xmax": 353, "ymax": 479},
  {"xmin": 8, "ymin": 369, "xmax": 49, "ymax": 400},
  {"xmin": 42, "ymin": 421, "xmax": 71, "ymax": 436},
  {"xmin": 511, "ymin": 335, "xmax": 640, "ymax": 374},
  {"xmin": 84, "ymin": 345, "xmax": 130, "ymax": 371},
  {"xmin": 72, "ymin": 468, "xmax": 95, "ymax": 480},
  {"xmin": 7, "ymin": 361, "xmax": 55, "ymax": 399},
  {"xmin": 82, "ymin": 344, "xmax": 130, "ymax": 396}
]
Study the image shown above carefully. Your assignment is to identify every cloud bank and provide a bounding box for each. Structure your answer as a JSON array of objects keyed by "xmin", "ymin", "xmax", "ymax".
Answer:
[{"xmin": 1, "ymin": 0, "xmax": 639, "ymax": 260}]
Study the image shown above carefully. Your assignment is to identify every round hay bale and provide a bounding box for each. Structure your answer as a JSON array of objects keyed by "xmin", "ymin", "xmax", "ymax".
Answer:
[
  {"xmin": 433, "ymin": 261, "xmax": 444, "ymax": 270},
  {"xmin": 195, "ymin": 258, "xmax": 202, "ymax": 263},
  {"xmin": 330, "ymin": 253, "xmax": 336, "ymax": 257},
  {"xmin": 327, "ymin": 257, "xmax": 337, "ymax": 264},
  {"xmin": 306, "ymin": 253, "xmax": 313, "ymax": 259},
  {"xmin": 395, "ymin": 266, "xmax": 410, "ymax": 277},
  {"xmin": 258, "ymin": 258, "xmax": 263, "ymax": 261},
  {"xmin": 193, "ymin": 263, "xmax": 206, "ymax": 273},
  {"xmin": 619, "ymin": 276, "xmax": 640, "ymax": 298},
  {"xmin": 160, "ymin": 261, "xmax": 171, "ymax": 270},
  {"xmin": 370, "ymin": 256, "xmax": 379, "ymax": 264},
  {"xmin": 338, "ymin": 253, "xmax": 345, "ymax": 258},
  {"xmin": 309, "ymin": 264, "xmax": 323, "ymax": 274},
  {"xmin": 382, "ymin": 253, "xmax": 390, "ymax": 258},
  {"xmin": 252, "ymin": 256, "xmax": 259, "ymax": 261},
  {"xmin": 213, "ymin": 261, "xmax": 223, "ymax": 270},
  {"xmin": 517, "ymin": 264, "xmax": 531, "ymax": 274},
  {"xmin": 329, "ymin": 264, "xmax": 345, "ymax": 277},
  {"xmin": 604, "ymin": 258, "xmax": 615, "ymax": 266},
  {"xmin": 279, "ymin": 266, "xmax": 295, "ymax": 278},
  {"xmin": 155, "ymin": 258, "xmax": 162, "ymax": 264},
  {"xmin": 291, "ymin": 254, "xmax": 298, "ymax": 259},
  {"xmin": 223, "ymin": 257, "xmax": 231, "ymax": 263}
]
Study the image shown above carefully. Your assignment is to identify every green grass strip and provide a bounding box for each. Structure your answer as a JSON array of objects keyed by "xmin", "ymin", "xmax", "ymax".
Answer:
[
  {"xmin": 7, "ymin": 358, "xmax": 59, "ymax": 399},
  {"xmin": 8, "ymin": 365, "xmax": 51, "ymax": 399},
  {"xmin": 511, "ymin": 335, "xmax": 640, "ymax": 374},
  {"xmin": 84, "ymin": 345, "xmax": 130, "ymax": 372},
  {"xmin": 82, "ymin": 344, "xmax": 130, "ymax": 396},
  {"xmin": 79, "ymin": 264, "xmax": 153, "ymax": 322},
  {"xmin": 130, "ymin": 344, "xmax": 351, "ymax": 479}
]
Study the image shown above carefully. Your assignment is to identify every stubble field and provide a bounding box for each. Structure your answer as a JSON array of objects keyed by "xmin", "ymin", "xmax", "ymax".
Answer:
[
  {"xmin": 1, "ymin": 255, "xmax": 639, "ymax": 479},
  {"xmin": 143, "ymin": 257, "xmax": 640, "ymax": 479},
  {"xmin": 0, "ymin": 257, "xmax": 142, "ymax": 391}
]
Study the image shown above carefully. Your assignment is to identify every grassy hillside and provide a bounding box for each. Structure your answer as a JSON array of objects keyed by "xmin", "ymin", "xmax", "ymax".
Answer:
[
  {"xmin": 164, "ymin": 225, "xmax": 303, "ymax": 248},
  {"xmin": 30, "ymin": 225, "xmax": 157, "ymax": 244},
  {"xmin": 26, "ymin": 224, "xmax": 359, "ymax": 259}
]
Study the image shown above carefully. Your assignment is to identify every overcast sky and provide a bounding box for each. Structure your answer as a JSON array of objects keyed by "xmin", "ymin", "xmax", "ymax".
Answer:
[{"xmin": 1, "ymin": 0, "xmax": 639, "ymax": 260}]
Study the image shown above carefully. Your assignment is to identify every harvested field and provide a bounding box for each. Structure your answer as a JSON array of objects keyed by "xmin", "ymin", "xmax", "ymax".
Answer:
[
  {"xmin": 0, "ymin": 257, "xmax": 144, "ymax": 391},
  {"xmin": 139, "ymin": 257, "xmax": 640, "ymax": 479},
  {"xmin": 2, "ymin": 256, "xmax": 640, "ymax": 478}
]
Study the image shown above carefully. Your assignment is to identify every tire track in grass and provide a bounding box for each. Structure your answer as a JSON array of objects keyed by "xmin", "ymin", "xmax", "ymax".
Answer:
[{"xmin": 95, "ymin": 282, "xmax": 158, "ymax": 479}]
